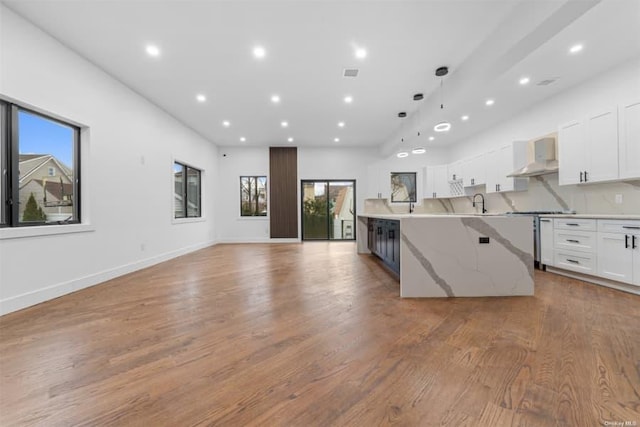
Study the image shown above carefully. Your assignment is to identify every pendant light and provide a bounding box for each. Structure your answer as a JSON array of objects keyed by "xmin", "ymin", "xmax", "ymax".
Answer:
[
  {"xmin": 434, "ymin": 66, "xmax": 451, "ymax": 133},
  {"xmin": 412, "ymin": 131, "xmax": 426, "ymax": 154}
]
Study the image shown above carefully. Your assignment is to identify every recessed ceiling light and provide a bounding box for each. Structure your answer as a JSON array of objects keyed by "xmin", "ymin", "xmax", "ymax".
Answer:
[
  {"xmin": 428, "ymin": 136, "xmax": 435, "ymax": 141},
  {"xmin": 434, "ymin": 121, "xmax": 451, "ymax": 132},
  {"xmin": 240, "ymin": 137, "xmax": 246, "ymax": 142},
  {"xmin": 355, "ymin": 47, "xmax": 367, "ymax": 59},
  {"xmin": 287, "ymin": 137, "xmax": 294, "ymax": 142},
  {"xmin": 412, "ymin": 147, "xmax": 426, "ymax": 154},
  {"xmin": 485, "ymin": 99, "xmax": 495, "ymax": 106},
  {"xmin": 344, "ymin": 95, "xmax": 353, "ymax": 104},
  {"xmin": 397, "ymin": 151, "xmax": 409, "ymax": 158},
  {"xmin": 271, "ymin": 94, "xmax": 280, "ymax": 103},
  {"xmin": 519, "ymin": 77, "xmax": 530, "ymax": 85},
  {"xmin": 281, "ymin": 121, "xmax": 288, "ymax": 128},
  {"xmin": 338, "ymin": 121, "xmax": 345, "ymax": 128},
  {"xmin": 253, "ymin": 45, "xmax": 266, "ymax": 59},
  {"xmin": 461, "ymin": 115, "xmax": 469, "ymax": 121},
  {"xmin": 196, "ymin": 94, "xmax": 206, "ymax": 102},
  {"xmin": 334, "ymin": 137, "xmax": 340, "ymax": 142},
  {"xmin": 569, "ymin": 44, "xmax": 583, "ymax": 54},
  {"xmin": 145, "ymin": 44, "xmax": 160, "ymax": 57},
  {"xmin": 222, "ymin": 120, "xmax": 230, "ymax": 127}
]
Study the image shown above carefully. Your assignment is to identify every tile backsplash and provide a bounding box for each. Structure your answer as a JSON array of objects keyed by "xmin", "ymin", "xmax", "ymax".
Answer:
[{"xmin": 364, "ymin": 173, "xmax": 640, "ymax": 215}]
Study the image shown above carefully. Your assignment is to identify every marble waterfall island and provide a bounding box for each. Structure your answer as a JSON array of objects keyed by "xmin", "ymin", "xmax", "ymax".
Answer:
[{"xmin": 357, "ymin": 214, "xmax": 534, "ymax": 297}]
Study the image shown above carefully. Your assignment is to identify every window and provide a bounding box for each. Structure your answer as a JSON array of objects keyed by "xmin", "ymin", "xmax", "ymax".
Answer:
[
  {"xmin": 174, "ymin": 162, "xmax": 201, "ymax": 218},
  {"xmin": 240, "ymin": 176, "xmax": 267, "ymax": 216},
  {"xmin": 1, "ymin": 101, "xmax": 80, "ymax": 227}
]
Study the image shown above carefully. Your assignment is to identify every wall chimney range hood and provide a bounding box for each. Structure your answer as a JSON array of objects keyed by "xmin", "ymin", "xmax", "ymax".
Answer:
[{"xmin": 508, "ymin": 136, "xmax": 558, "ymax": 177}]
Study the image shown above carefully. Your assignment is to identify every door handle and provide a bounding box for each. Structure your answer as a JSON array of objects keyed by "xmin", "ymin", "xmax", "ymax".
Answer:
[
  {"xmin": 633, "ymin": 235, "xmax": 637, "ymax": 249},
  {"xmin": 389, "ymin": 230, "xmax": 394, "ymax": 240},
  {"xmin": 625, "ymin": 234, "xmax": 629, "ymax": 249},
  {"xmin": 579, "ymin": 171, "xmax": 583, "ymax": 183},
  {"xmin": 584, "ymin": 171, "xmax": 588, "ymax": 182}
]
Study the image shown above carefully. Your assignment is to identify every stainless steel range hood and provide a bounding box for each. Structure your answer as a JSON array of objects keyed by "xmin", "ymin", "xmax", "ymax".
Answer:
[{"xmin": 508, "ymin": 136, "xmax": 558, "ymax": 177}]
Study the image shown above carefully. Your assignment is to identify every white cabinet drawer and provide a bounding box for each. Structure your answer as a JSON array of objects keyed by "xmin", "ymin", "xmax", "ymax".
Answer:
[
  {"xmin": 554, "ymin": 229, "xmax": 597, "ymax": 253},
  {"xmin": 554, "ymin": 218, "xmax": 596, "ymax": 231},
  {"xmin": 554, "ymin": 249, "xmax": 596, "ymax": 274},
  {"xmin": 597, "ymin": 219, "xmax": 640, "ymax": 234}
]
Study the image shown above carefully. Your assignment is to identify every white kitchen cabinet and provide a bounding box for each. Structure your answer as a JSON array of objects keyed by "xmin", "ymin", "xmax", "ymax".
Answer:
[
  {"xmin": 424, "ymin": 164, "xmax": 450, "ymax": 199},
  {"xmin": 366, "ymin": 165, "xmax": 389, "ymax": 199},
  {"xmin": 558, "ymin": 120, "xmax": 586, "ymax": 185},
  {"xmin": 597, "ymin": 220, "xmax": 640, "ymax": 286},
  {"xmin": 462, "ymin": 154, "xmax": 486, "ymax": 187},
  {"xmin": 586, "ymin": 107, "xmax": 618, "ymax": 183},
  {"xmin": 447, "ymin": 161, "xmax": 463, "ymax": 182},
  {"xmin": 539, "ymin": 218, "xmax": 554, "ymax": 267},
  {"xmin": 559, "ymin": 106, "xmax": 619, "ymax": 185},
  {"xmin": 485, "ymin": 142, "xmax": 528, "ymax": 193},
  {"xmin": 618, "ymin": 99, "xmax": 640, "ymax": 179}
]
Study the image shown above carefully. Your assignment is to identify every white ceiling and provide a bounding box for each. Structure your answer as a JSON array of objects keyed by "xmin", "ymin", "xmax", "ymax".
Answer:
[{"xmin": 3, "ymin": 0, "xmax": 640, "ymax": 155}]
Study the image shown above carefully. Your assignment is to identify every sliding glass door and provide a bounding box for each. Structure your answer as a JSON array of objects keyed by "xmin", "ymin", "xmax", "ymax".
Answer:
[{"xmin": 301, "ymin": 180, "xmax": 355, "ymax": 241}]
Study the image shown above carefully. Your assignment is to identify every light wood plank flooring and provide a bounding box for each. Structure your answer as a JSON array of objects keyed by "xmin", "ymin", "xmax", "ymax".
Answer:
[{"xmin": 1, "ymin": 242, "xmax": 639, "ymax": 426}]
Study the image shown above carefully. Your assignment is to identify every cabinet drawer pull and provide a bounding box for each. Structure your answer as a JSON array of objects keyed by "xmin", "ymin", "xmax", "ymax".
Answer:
[
  {"xmin": 633, "ymin": 235, "xmax": 637, "ymax": 249},
  {"xmin": 567, "ymin": 259, "xmax": 580, "ymax": 264},
  {"xmin": 540, "ymin": 219, "xmax": 551, "ymax": 222},
  {"xmin": 567, "ymin": 239, "xmax": 580, "ymax": 243},
  {"xmin": 626, "ymin": 234, "xmax": 629, "ymax": 249},
  {"xmin": 566, "ymin": 223, "xmax": 580, "ymax": 226},
  {"xmin": 622, "ymin": 226, "xmax": 640, "ymax": 230}
]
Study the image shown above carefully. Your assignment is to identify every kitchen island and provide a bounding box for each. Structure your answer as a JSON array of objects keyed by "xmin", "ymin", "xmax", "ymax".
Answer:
[{"xmin": 357, "ymin": 214, "xmax": 534, "ymax": 297}]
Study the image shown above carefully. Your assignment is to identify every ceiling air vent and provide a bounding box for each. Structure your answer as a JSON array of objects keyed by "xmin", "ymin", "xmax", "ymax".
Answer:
[
  {"xmin": 537, "ymin": 78, "xmax": 557, "ymax": 86},
  {"xmin": 343, "ymin": 68, "xmax": 359, "ymax": 78}
]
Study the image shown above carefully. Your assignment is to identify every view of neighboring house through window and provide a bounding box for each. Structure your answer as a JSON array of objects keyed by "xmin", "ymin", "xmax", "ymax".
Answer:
[
  {"xmin": 0, "ymin": 101, "xmax": 80, "ymax": 227},
  {"xmin": 240, "ymin": 176, "xmax": 267, "ymax": 216},
  {"xmin": 174, "ymin": 161, "xmax": 201, "ymax": 219}
]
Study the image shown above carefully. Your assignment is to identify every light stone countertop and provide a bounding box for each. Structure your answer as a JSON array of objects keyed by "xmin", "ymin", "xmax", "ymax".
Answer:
[{"xmin": 539, "ymin": 214, "xmax": 640, "ymax": 220}]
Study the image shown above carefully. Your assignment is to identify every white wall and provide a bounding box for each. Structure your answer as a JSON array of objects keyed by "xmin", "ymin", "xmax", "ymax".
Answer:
[
  {"xmin": 215, "ymin": 146, "xmax": 380, "ymax": 242},
  {"xmin": 216, "ymin": 146, "xmax": 270, "ymax": 242},
  {"xmin": 450, "ymin": 58, "xmax": 640, "ymax": 159},
  {"xmin": 0, "ymin": 5, "xmax": 218, "ymax": 314}
]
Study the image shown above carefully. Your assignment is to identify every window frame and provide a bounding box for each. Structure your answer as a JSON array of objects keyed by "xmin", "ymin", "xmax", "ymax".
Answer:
[
  {"xmin": 173, "ymin": 161, "xmax": 202, "ymax": 220},
  {"xmin": 240, "ymin": 175, "xmax": 268, "ymax": 217},
  {"xmin": 1, "ymin": 101, "xmax": 81, "ymax": 228}
]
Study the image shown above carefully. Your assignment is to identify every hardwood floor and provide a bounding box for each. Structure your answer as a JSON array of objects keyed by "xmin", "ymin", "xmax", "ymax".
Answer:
[{"xmin": 1, "ymin": 242, "xmax": 639, "ymax": 426}]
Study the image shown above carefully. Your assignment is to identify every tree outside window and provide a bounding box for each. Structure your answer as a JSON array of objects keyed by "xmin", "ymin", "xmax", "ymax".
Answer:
[{"xmin": 240, "ymin": 176, "xmax": 267, "ymax": 216}]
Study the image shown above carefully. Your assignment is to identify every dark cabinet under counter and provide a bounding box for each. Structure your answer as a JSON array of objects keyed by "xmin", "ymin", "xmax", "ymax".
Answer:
[{"xmin": 367, "ymin": 218, "xmax": 400, "ymax": 275}]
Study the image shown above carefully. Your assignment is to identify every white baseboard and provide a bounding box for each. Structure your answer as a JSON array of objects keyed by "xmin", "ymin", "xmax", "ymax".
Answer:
[
  {"xmin": 545, "ymin": 266, "xmax": 640, "ymax": 296},
  {"xmin": 215, "ymin": 237, "xmax": 301, "ymax": 244},
  {"xmin": 0, "ymin": 240, "xmax": 216, "ymax": 316}
]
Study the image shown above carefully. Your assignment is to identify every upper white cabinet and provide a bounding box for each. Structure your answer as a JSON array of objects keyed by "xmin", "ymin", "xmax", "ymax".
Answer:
[
  {"xmin": 462, "ymin": 154, "xmax": 486, "ymax": 187},
  {"xmin": 424, "ymin": 165, "xmax": 450, "ymax": 199},
  {"xmin": 558, "ymin": 120, "xmax": 587, "ymax": 185},
  {"xmin": 559, "ymin": 105, "xmax": 626, "ymax": 185},
  {"xmin": 618, "ymin": 99, "xmax": 640, "ymax": 179},
  {"xmin": 447, "ymin": 161, "xmax": 463, "ymax": 182},
  {"xmin": 586, "ymin": 107, "xmax": 618, "ymax": 183},
  {"xmin": 485, "ymin": 142, "xmax": 528, "ymax": 193},
  {"xmin": 366, "ymin": 165, "xmax": 389, "ymax": 199}
]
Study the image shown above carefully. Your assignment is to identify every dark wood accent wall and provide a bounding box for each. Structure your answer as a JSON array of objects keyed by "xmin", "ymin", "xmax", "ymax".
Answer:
[{"xmin": 269, "ymin": 147, "xmax": 298, "ymax": 238}]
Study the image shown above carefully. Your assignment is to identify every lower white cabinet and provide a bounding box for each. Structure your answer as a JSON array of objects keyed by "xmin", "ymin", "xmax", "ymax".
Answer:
[
  {"xmin": 554, "ymin": 249, "xmax": 596, "ymax": 275},
  {"xmin": 597, "ymin": 220, "xmax": 640, "ymax": 286},
  {"xmin": 552, "ymin": 219, "xmax": 597, "ymax": 274},
  {"xmin": 539, "ymin": 218, "xmax": 554, "ymax": 266}
]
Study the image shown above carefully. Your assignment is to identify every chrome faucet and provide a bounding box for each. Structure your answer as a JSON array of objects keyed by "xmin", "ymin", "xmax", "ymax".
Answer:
[{"xmin": 472, "ymin": 193, "xmax": 487, "ymax": 214}]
